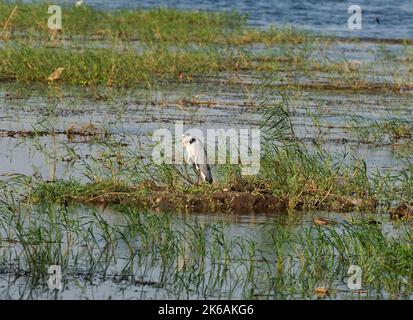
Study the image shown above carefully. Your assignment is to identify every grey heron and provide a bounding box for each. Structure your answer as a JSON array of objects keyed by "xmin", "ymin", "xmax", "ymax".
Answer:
[{"xmin": 181, "ymin": 134, "xmax": 213, "ymax": 184}]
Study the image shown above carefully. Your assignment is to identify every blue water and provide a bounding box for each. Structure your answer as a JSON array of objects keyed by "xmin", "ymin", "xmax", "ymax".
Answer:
[{"xmin": 74, "ymin": 0, "xmax": 413, "ymax": 39}]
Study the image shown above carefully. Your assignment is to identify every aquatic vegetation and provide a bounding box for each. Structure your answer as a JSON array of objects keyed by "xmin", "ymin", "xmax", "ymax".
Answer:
[
  {"xmin": 0, "ymin": 44, "xmax": 254, "ymax": 86},
  {"xmin": 0, "ymin": 1, "xmax": 412, "ymax": 301},
  {"xmin": 25, "ymin": 137, "xmax": 409, "ymax": 214},
  {"xmin": 1, "ymin": 2, "xmax": 412, "ymax": 93},
  {"xmin": 0, "ymin": 1, "xmax": 309, "ymax": 44},
  {"xmin": 350, "ymin": 117, "xmax": 413, "ymax": 145},
  {"xmin": 0, "ymin": 2, "xmax": 243, "ymax": 43},
  {"xmin": 0, "ymin": 198, "xmax": 412, "ymax": 299},
  {"xmin": 22, "ymin": 102, "xmax": 411, "ymax": 214},
  {"xmin": 3, "ymin": 73, "xmax": 407, "ymax": 215},
  {"xmin": 1, "ymin": 42, "xmax": 412, "ymax": 93}
]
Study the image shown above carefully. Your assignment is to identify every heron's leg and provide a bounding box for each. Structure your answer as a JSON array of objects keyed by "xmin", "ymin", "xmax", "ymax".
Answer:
[
  {"xmin": 183, "ymin": 163, "xmax": 191, "ymax": 183},
  {"xmin": 184, "ymin": 156, "xmax": 195, "ymax": 184},
  {"xmin": 192, "ymin": 164, "xmax": 200, "ymax": 185}
]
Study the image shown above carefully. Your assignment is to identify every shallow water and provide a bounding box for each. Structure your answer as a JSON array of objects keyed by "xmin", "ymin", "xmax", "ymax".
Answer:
[
  {"xmin": 0, "ymin": 204, "xmax": 409, "ymax": 300},
  {"xmin": 0, "ymin": 83, "xmax": 411, "ymax": 300},
  {"xmin": 1, "ymin": 1, "xmax": 412, "ymax": 300},
  {"xmin": 0, "ymin": 75, "xmax": 411, "ymax": 180}
]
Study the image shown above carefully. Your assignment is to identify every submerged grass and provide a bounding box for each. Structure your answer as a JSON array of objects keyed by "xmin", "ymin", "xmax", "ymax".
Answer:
[
  {"xmin": 0, "ymin": 199, "xmax": 412, "ymax": 299},
  {"xmin": 349, "ymin": 116, "xmax": 413, "ymax": 145},
  {"xmin": 0, "ymin": 0, "xmax": 412, "ymax": 300}
]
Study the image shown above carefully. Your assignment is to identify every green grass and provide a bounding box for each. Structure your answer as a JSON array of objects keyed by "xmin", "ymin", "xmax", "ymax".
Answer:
[
  {"xmin": 0, "ymin": 1, "xmax": 307, "ymax": 45},
  {"xmin": 0, "ymin": 98, "xmax": 411, "ymax": 300},
  {"xmin": 2, "ymin": 42, "xmax": 412, "ymax": 92},
  {"xmin": 0, "ymin": 1, "xmax": 412, "ymax": 300},
  {"xmin": 0, "ymin": 69, "xmax": 406, "ymax": 215},
  {"xmin": 349, "ymin": 116, "xmax": 413, "ymax": 144},
  {"xmin": 26, "ymin": 141, "xmax": 412, "ymax": 214},
  {"xmin": 0, "ymin": 2, "xmax": 241, "ymax": 42},
  {"xmin": 22, "ymin": 116, "xmax": 411, "ymax": 214},
  {"xmin": 1, "ymin": 1, "xmax": 412, "ymax": 92},
  {"xmin": 0, "ymin": 198, "xmax": 412, "ymax": 299},
  {"xmin": 0, "ymin": 44, "xmax": 257, "ymax": 86}
]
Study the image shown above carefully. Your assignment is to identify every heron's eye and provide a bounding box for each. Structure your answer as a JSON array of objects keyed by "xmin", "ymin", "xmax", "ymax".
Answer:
[{"xmin": 189, "ymin": 138, "xmax": 196, "ymax": 144}]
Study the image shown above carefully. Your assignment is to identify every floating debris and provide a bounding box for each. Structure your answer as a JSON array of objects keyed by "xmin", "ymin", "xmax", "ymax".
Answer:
[
  {"xmin": 389, "ymin": 204, "xmax": 413, "ymax": 220},
  {"xmin": 314, "ymin": 287, "xmax": 329, "ymax": 297},
  {"xmin": 313, "ymin": 217, "xmax": 336, "ymax": 225}
]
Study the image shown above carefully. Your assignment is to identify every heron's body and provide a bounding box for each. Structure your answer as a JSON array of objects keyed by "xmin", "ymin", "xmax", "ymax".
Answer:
[
  {"xmin": 182, "ymin": 134, "xmax": 213, "ymax": 184},
  {"xmin": 75, "ymin": 0, "xmax": 84, "ymax": 7}
]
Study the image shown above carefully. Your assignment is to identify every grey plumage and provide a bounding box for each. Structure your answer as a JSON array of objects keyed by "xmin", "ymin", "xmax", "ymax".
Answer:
[{"xmin": 181, "ymin": 134, "xmax": 213, "ymax": 184}]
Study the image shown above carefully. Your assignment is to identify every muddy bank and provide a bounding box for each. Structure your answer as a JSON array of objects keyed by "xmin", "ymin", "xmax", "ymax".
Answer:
[
  {"xmin": 0, "ymin": 124, "xmax": 108, "ymax": 139},
  {"xmin": 88, "ymin": 189, "xmax": 287, "ymax": 214},
  {"xmin": 28, "ymin": 180, "xmax": 379, "ymax": 214}
]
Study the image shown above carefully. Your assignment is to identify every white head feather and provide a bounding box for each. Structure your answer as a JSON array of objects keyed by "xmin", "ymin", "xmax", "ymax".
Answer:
[{"xmin": 181, "ymin": 134, "xmax": 207, "ymax": 165}]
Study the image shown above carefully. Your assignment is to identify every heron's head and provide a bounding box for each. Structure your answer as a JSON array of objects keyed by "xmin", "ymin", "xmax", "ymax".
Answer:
[{"xmin": 181, "ymin": 134, "xmax": 196, "ymax": 148}]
